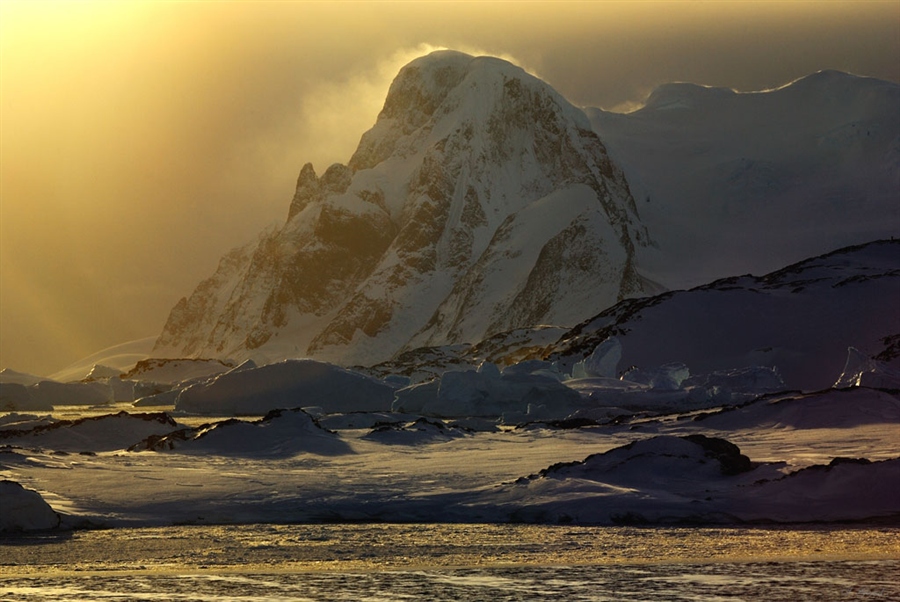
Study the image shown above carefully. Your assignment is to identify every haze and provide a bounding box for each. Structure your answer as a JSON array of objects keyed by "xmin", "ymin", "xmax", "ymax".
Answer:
[{"xmin": 2, "ymin": 1, "xmax": 898, "ymax": 377}]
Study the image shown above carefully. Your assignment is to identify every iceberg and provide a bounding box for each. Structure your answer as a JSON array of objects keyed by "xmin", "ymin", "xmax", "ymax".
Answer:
[
  {"xmin": 175, "ymin": 359, "xmax": 396, "ymax": 415},
  {"xmin": 572, "ymin": 337, "xmax": 622, "ymax": 379},
  {"xmin": 393, "ymin": 364, "xmax": 584, "ymax": 419},
  {"xmin": 0, "ymin": 480, "xmax": 61, "ymax": 532},
  {"xmin": 27, "ymin": 380, "xmax": 113, "ymax": 407},
  {"xmin": 834, "ymin": 347, "xmax": 900, "ymax": 389},
  {"xmin": 1, "ymin": 382, "xmax": 51, "ymax": 411}
]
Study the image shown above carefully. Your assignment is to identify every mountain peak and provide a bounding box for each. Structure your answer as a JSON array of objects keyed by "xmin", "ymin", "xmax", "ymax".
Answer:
[
  {"xmin": 640, "ymin": 82, "xmax": 736, "ymax": 112},
  {"xmin": 376, "ymin": 50, "xmax": 475, "ymax": 121},
  {"xmin": 155, "ymin": 50, "xmax": 650, "ymax": 367},
  {"xmin": 349, "ymin": 50, "xmax": 592, "ymax": 173},
  {"xmin": 376, "ymin": 50, "xmax": 559, "ymax": 123}
]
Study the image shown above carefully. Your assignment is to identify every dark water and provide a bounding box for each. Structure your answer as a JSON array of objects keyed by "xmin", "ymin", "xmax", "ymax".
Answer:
[
  {"xmin": 3, "ymin": 560, "xmax": 899, "ymax": 601},
  {"xmin": 2, "ymin": 524, "xmax": 898, "ymax": 601}
]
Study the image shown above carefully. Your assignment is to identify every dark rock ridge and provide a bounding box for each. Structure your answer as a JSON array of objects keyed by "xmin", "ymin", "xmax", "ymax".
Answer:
[{"xmin": 154, "ymin": 50, "xmax": 650, "ymax": 367}]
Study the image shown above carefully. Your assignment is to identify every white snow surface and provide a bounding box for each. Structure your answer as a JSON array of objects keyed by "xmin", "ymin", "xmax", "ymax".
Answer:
[
  {"xmin": 546, "ymin": 240, "xmax": 900, "ymax": 391},
  {"xmin": 0, "ymin": 383, "xmax": 897, "ymax": 530},
  {"xmin": 587, "ymin": 70, "xmax": 900, "ymax": 289}
]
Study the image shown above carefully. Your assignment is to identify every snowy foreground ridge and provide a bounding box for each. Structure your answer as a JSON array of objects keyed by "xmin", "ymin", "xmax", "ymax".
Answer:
[
  {"xmin": 1, "ymin": 385, "xmax": 899, "ymax": 532},
  {"xmin": 1, "ymin": 240, "xmax": 899, "ymax": 531}
]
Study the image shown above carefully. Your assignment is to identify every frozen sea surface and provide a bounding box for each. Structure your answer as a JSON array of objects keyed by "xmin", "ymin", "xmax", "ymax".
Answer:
[{"xmin": 2, "ymin": 524, "xmax": 898, "ymax": 601}]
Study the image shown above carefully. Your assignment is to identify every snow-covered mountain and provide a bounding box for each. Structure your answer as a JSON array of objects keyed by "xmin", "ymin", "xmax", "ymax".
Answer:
[
  {"xmin": 586, "ymin": 70, "xmax": 900, "ymax": 289},
  {"xmin": 154, "ymin": 50, "xmax": 650, "ymax": 366},
  {"xmin": 154, "ymin": 53, "xmax": 899, "ymax": 371},
  {"xmin": 358, "ymin": 239, "xmax": 899, "ymax": 393},
  {"xmin": 545, "ymin": 239, "xmax": 900, "ymax": 392}
]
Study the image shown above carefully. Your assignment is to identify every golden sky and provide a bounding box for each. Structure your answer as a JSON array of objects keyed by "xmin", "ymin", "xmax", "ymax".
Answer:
[{"xmin": 2, "ymin": 0, "xmax": 898, "ymax": 376}]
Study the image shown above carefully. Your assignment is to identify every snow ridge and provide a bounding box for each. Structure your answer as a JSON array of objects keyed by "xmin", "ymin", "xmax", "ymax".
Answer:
[{"xmin": 545, "ymin": 239, "xmax": 900, "ymax": 391}]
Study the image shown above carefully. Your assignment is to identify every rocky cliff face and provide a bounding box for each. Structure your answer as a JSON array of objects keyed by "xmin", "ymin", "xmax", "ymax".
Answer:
[{"xmin": 153, "ymin": 50, "xmax": 650, "ymax": 366}]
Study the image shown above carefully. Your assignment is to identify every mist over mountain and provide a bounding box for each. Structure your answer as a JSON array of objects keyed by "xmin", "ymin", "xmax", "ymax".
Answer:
[{"xmin": 154, "ymin": 50, "xmax": 651, "ymax": 366}]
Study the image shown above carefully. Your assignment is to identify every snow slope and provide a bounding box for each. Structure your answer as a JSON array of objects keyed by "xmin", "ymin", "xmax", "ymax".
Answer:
[
  {"xmin": 587, "ymin": 70, "xmax": 900, "ymax": 288},
  {"xmin": 544, "ymin": 239, "xmax": 900, "ymax": 391},
  {"xmin": 1, "ymin": 384, "xmax": 897, "ymax": 529},
  {"xmin": 132, "ymin": 408, "xmax": 351, "ymax": 457},
  {"xmin": 475, "ymin": 436, "xmax": 900, "ymax": 525},
  {"xmin": 0, "ymin": 412, "xmax": 180, "ymax": 453}
]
